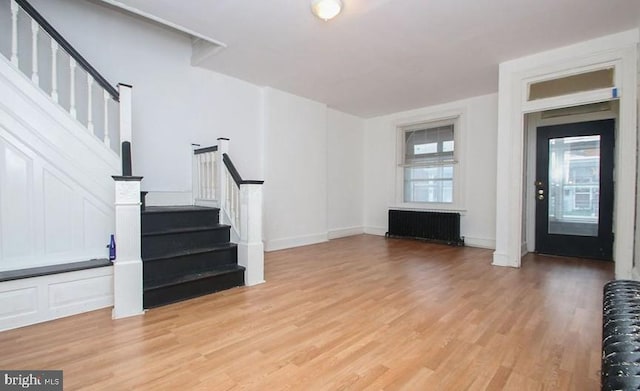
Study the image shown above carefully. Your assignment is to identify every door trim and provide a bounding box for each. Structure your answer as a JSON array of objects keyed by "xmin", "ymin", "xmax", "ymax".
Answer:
[{"xmin": 493, "ymin": 29, "xmax": 638, "ymax": 279}]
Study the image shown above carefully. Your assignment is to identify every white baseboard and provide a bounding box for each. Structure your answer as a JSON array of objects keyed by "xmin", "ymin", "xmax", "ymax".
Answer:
[
  {"xmin": 0, "ymin": 266, "xmax": 113, "ymax": 332},
  {"xmin": 328, "ymin": 226, "xmax": 364, "ymax": 240},
  {"xmin": 194, "ymin": 198, "xmax": 219, "ymax": 208},
  {"xmin": 363, "ymin": 226, "xmax": 387, "ymax": 236},
  {"xmin": 521, "ymin": 241, "xmax": 529, "ymax": 257},
  {"xmin": 145, "ymin": 191, "xmax": 193, "ymax": 206},
  {"xmin": 464, "ymin": 236, "xmax": 496, "ymax": 250},
  {"xmin": 492, "ymin": 252, "xmax": 519, "ymax": 268},
  {"xmin": 264, "ymin": 233, "xmax": 328, "ymax": 252}
]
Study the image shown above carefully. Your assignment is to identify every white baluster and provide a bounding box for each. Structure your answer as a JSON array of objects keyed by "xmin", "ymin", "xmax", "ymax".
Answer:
[
  {"xmin": 234, "ymin": 186, "xmax": 240, "ymax": 227},
  {"xmin": 10, "ymin": 1, "xmax": 19, "ymax": 66},
  {"xmin": 87, "ymin": 75, "xmax": 94, "ymax": 133},
  {"xmin": 103, "ymin": 90, "xmax": 110, "ymax": 147},
  {"xmin": 209, "ymin": 154, "xmax": 214, "ymax": 198},
  {"xmin": 212, "ymin": 153, "xmax": 217, "ymax": 197},
  {"xmin": 200, "ymin": 155, "xmax": 205, "ymax": 199},
  {"xmin": 195, "ymin": 155, "xmax": 201, "ymax": 199},
  {"xmin": 204, "ymin": 154, "xmax": 209, "ymax": 199},
  {"xmin": 51, "ymin": 41, "xmax": 58, "ymax": 102},
  {"xmin": 69, "ymin": 58, "xmax": 77, "ymax": 119},
  {"xmin": 226, "ymin": 172, "xmax": 232, "ymax": 215},
  {"xmin": 30, "ymin": 20, "xmax": 39, "ymax": 85}
]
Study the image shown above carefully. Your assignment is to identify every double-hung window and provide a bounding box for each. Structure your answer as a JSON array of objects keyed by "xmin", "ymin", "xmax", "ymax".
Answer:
[{"xmin": 402, "ymin": 121, "xmax": 456, "ymax": 204}]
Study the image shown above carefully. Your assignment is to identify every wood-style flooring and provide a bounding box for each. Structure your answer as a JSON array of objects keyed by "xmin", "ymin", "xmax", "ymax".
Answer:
[{"xmin": 0, "ymin": 235, "xmax": 613, "ymax": 390}]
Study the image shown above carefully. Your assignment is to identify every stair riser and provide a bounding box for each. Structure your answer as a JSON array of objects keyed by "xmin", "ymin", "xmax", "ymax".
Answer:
[
  {"xmin": 143, "ymin": 270, "xmax": 244, "ymax": 308},
  {"xmin": 143, "ymin": 247, "xmax": 238, "ymax": 282},
  {"xmin": 142, "ymin": 229, "xmax": 230, "ymax": 259},
  {"xmin": 141, "ymin": 210, "xmax": 220, "ymax": 234}
]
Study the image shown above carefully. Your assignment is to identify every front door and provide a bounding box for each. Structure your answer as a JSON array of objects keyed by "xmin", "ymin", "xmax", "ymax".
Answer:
[{"xmin": 535, "ymin": 119, "xmax": 614, "ymax": 260}]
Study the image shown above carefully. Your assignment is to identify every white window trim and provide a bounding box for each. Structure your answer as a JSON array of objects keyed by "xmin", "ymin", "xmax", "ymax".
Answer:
[{"xmin": 394, "ymin": 108, "xmax": 467, "ymax": 211}]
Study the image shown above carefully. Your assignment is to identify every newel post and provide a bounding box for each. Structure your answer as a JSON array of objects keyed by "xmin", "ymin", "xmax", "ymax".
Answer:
[
  {"xmin": 238, "ymin": 183, "xmax": 265, "ymax": 285},
  {"xmin": 112, "ymin": 176, "xmax": 144, "ymax": 319},
  {"xmin": 216, "ymin": 138, "xmax": 229, "ymax": 221},
  {"xmin": 118, "ymin": 83, "xmax": 133, "ymax": 176}
]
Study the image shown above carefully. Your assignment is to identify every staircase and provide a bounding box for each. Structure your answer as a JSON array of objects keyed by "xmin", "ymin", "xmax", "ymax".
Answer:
[
  {"xmin": 141, "ymin": 206, "xmax": 245, "ymax": 308},
  {"xmin": 0, "ymin": 0, "xmax": 264, "ymax": 329}
]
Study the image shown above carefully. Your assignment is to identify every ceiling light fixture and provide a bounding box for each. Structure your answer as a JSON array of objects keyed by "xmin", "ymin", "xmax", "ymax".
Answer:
[{"xmin": 311, "ymin": 0, "xmax": 343, "ymax": 21}]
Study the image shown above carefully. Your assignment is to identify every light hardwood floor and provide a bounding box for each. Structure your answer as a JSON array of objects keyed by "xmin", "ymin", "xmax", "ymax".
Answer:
[{"xmin": 0, "ymin": 235, "xmax": 612, "ymax": 390}]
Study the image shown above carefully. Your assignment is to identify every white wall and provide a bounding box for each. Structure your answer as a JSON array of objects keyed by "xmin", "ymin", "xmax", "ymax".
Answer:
[
  {"xmin": 263, "ymin": 88, "xmax": 328, "ymax": 251},
  {"xmin": 15, "ymin": 0, "xmax": 368, "ymax": 254},
  {"xmin": 328, "ymin": 109, "xmax": 364, "ymax": 238},
  {"xmin": 363, "ymin": 93, "xmax": 499, "ymax": 249},
  {"xmin": 30, "ymin": 0, "xmax": 264, "ymax": 192}
]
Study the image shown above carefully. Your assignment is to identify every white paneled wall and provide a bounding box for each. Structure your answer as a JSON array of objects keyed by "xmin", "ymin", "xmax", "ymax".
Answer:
[
  {"xmin": 0, "ymin": 55, "xmax": 118, "ymax": 272},
  {"xmin": 0, "ymin": 266, "xmax": 113, "ymax": 332}
]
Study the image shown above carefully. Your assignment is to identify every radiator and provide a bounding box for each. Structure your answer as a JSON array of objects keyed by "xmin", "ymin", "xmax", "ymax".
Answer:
[
  {"xmin": 601, "ymin": 280, "xmax": 640, "ymax": 391},
  {"xmin": 386, "ymin": 209, "xmax": 464, "ymax": 246}
]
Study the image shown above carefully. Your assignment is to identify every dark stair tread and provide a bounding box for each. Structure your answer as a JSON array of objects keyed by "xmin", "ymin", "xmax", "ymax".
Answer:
[
  {"xmin": 142, "ymin": 242, "xmax": 237, "ymax": 262},
  {"xmin": 142, "ymin": 224, "xmax": 230, "ymax": 237},
  {"xmin": 144, "ymin": 264, "xmax": 245, "ymax": 290},
  {"xmin": 142, "ymin": 206, "xmax": 218, "ymax": 214}
]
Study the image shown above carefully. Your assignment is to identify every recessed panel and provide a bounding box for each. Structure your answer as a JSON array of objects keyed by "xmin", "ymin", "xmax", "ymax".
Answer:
[
  {"xmin": 0, "ymin": 138, "xmax": 34, "ymax": 260},
  {"xmin": 43, "ymin": 169, "xmax": 74, "ymax": 254},
  {"xmin": 49, "ymin": 274, "xmax": 113, "ymax": 310},
  {"xmin": 0, "ymin": 287, "xmax": 37, "ymax": 319},
  {"xmin": 83, "ymin": 200, "xmax": 113, "ymax": 254}
]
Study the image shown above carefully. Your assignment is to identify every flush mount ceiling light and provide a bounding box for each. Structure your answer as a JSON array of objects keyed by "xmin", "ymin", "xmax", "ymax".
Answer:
[{"xmin": 311, "ymin": 0, "xmax": 343, "ymax": 21}]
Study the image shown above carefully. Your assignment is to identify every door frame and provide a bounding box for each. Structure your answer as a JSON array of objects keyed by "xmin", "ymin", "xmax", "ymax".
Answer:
[{"xmin": 493, "ymin": 29, "xmax": 638, "ymax": 279}]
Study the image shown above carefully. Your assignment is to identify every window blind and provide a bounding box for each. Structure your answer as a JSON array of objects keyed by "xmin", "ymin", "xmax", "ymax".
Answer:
[{"xmin": 404, "ymin": 124, "xmax": 454, "ymax": 165}]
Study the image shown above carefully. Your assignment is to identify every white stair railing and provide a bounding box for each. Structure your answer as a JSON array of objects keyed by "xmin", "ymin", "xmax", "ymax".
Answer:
[
  {"xmin": 3, "ymin": 0, "xmax": 122, "ymax": 155},
  {"xmin": 3, "ymin": 0, "xmax": 140, "ymax": 320},
  {"xmin": 192, "ymin": 138, "xmax": 265, "ymax": 286}
]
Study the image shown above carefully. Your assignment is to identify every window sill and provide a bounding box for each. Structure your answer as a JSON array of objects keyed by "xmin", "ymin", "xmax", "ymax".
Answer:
[{"xmin": 390, "ymin": 204, "xmax": 467, "ymax": 214}]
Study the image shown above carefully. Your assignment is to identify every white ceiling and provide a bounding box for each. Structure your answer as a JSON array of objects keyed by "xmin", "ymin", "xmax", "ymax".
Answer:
[{"xmin": 107, "ymin": 0, "xmax": 640, "ymax": 118}]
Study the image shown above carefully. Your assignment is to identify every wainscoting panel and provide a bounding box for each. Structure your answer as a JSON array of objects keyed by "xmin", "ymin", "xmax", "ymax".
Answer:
[
  {"xmin": 0, "ymin": 266, "xmax": 113, "ymax": 332},
  {"xmin": 0, "ymin": 56, "xmax": 119, "ymax": 272}
]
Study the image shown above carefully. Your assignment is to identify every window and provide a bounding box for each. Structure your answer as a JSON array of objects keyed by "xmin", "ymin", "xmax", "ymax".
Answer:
[{"xmin": 402, "ymin": 122, "xmax": 456, "ymax": 203}]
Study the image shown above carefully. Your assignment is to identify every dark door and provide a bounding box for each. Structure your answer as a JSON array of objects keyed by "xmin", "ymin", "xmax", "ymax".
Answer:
[{"xmin": 535, "ymin": 119, "xmax": 614, "ymax": 260}]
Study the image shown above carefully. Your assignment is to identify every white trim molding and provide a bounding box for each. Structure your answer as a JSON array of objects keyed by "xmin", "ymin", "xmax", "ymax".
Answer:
[
  {"xmin": 264, "ymin": 233, "xmax": 328, "ymax": 252},
  {"xmin": 363, "ymin": 226, "xmax": 387, "ymax": 237},
  {"xmin": 144, "ymin": 191, "xmax": 193, "ymax": 206},
  {"xmin": 394, "ymin": 108, "xmax": 467, "ymax": 211},
  {"xmin": 464, "ymin": 236, "xmax": 496, "ymax": 250},
  {"xmin": 328, "ymin": 226, "xmax": 365, "ymax": 240},
  {"xmin": 493, "ymin": 29, "xmax": 638, "ymax": 279},
  {"xmin": 0, "ymin": 266, "xmax": 113, "ymax": 332}
]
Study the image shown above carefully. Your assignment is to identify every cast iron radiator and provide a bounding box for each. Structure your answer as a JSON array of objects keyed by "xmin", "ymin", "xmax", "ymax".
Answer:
[
  {"xmin": 602, "ymin": 280, "xmax": 640, "ymax": 390},
  {"xmin": 386, "ymin": 209, "xmax": 464, "ymax": 246}
]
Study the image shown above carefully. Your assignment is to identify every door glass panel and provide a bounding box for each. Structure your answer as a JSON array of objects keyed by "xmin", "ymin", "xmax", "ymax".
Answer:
[{"xmin": 548, "ymin": 135, "xmax": 600, "ymax": 236}]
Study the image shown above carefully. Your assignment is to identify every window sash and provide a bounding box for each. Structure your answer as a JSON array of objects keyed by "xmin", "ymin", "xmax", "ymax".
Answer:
[{"xmin": 404, "ymin": 124, "xmax": 454, "ymax": 165}]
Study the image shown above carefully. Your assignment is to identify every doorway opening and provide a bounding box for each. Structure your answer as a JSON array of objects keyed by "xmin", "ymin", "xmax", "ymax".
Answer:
[{"xmin": 523, "ymin": 102, "xmax": 619, "ymax": 261}]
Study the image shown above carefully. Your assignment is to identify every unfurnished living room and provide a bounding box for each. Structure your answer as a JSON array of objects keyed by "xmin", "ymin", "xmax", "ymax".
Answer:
[{"xmin": 0, "ymin": 0, "xmax": 640, "ymax": 390}]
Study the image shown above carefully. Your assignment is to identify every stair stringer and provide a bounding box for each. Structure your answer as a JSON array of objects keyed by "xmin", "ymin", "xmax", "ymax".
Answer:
[{"xmin": 0, "ymin": 56, "xmax": 119, "ymax": 272}]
